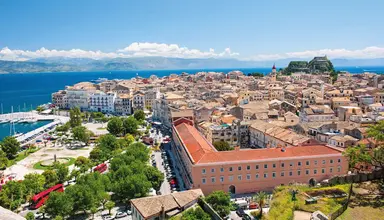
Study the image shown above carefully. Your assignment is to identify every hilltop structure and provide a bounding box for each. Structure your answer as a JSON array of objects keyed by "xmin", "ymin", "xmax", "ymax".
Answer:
[{"xmin": 284, "ymin": 56, "xmax": 335, "ymax": 75}]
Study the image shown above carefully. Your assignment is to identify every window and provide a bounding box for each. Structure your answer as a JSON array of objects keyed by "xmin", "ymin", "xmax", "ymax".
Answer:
[
  {"xmin": 289, "ymin": 171, "xmax": 293, "ymax": 176},
  {"xmin": 229, "ymin": 167, "xmax": 233, "ymax": 172},
  {"xmin": 338, "ymin": 158, "xmax": 341, "ymax": 163},
  {"xmin": 256, "ymin": 165, "xmax": 259, "ymax": 170},
  {"xmin": 247, "ymin": 174, "xmax": 251, "ymax": 180},
  {"xmin": 264, "ymin": 173, "xmax": 268, "ymax": 178},
  {"xmin": 330, "ymin": 168, "xmax": 333, "ymax": 173},
  {"xmin": 297, "ymin": 170, "xmax": 301, "ymax": 175},
  {"xmin": 306, "ymin": 170, "xmax": 309, "ymax": 175},
  {"xmin": 202, "ymin": 169, "xmax": 206, "ymax": 174},
  {"xmin": 337, "ymin": 166, "xmax": 341, "ymax": 172},
  {"xmin": 202, "ymin": 178, "xmax": 206, "ymax": 184},
  {"xmin": 247, "ymin": 165, "xmax": 251, "ymax": 170},
  {"xmin": 322, "ymin": 160, "xmax": 326, "ymax": 164},
  {"xmin": 314, "ymin": 169, "xmax": 317, "ymax": 174},
  {"xmin": 272, "ymin": 172, "xmax": 276, "ymax": 178},
  {"xmin": 256, "ymin": 174, "xmax": 259, "ymax": 179},
  {"xmin": 281, "ymin": 172, "xmax": 285, "ymax": 177},
  {"xmin": 330, "ymin": 159, "xmax": 334, "ymax": 164},
  {"xmin": 238, "ymin": 175, "xmax": 242, "ymax": 181},
  {"xmin": 290, "ymin": 163, "xmax": 293, "ymax": 167},
  {"xmin": 220, "ymin": 176, "xmax": 224, "ymax": 182},
  {"xmin": 264, "ymin": 164, "xmax": 268, "ymax": 169},
  {"xmin": 314, "ymin": 160, "xmax": 318, "ymax": 165},
  {"xmin": 220, "ymin": 167, "xmax": 224, "ymax": 172},
  {"xmin": 211, "ymin": 177, "xmax": 216, "ymax": 183},
  {"xmin": 306, "ymin": 161, "xmax": 310, "ymax": 166},
  {"xmin": 281, "ymin": 163, "xmax": 285, "ymax": 168},
  {"xmin": 238, "ymin": 166, "xmax": 242, "ymax": 171},
  {"xmin": 298, "ymin": 161, "xmax": 302, "ymax": 166},
  {"xmin": 273, "ymin": 164, "xmax": 276, "ymax": 168},
  {"xmin": 211, "ymin": 168, "xmax": 215, "ymax": 173},
  {"xmin": 229, "ymin": 175, "xmax": 233, "ymax": 182},
  {"xmin": 322, "ymin": 168, "xmax": 325, "ymax": 174}
]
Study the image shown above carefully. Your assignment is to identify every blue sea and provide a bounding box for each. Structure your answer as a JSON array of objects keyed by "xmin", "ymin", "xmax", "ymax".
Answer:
[{"xmin": 0, "ymin": 66, "xmax": 383, "ymax": 140}]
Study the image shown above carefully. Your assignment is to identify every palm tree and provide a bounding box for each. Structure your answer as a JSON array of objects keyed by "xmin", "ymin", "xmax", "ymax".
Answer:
[{"xmin": 253, "ymin": 191, "xmax": 267, "ymax": 218}]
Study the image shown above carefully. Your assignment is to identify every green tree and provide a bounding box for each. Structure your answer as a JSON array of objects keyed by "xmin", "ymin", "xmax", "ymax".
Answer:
[
  {"xmin": 112, "ymin": 172, "xmax": 152, "ymax": 201},
  {"xmin": 54, "ymin": 163, "xmax": 69, "ymax": 183},
  {"xmin": 98, "ymin": 134, "xmax": 120, "ymax": 152},
  {"xmin": 100, "ymin": 192, "xmax": 111, "ymax": 210},
  {"xmin": 0, "ymin": 149, "xmax": 9, "ymax": 169},
  {"xmin": 367, "ymin": 120, "xmax": 384, "ymax": 145},
  {"xmin": 144, "ymin": 166, "xmax": 164, "ymax": 192},
  {"xmin": 253, "ymin": 191, "xmax": 267, "ymax": 218},
  {"xmin": 213, "ymin": 141, "xmax": 233, "ymax": 151},
  {"xmin": 45, "ymin": 191, "xmax": 73, "ymax": 218},
  {"xmin": 123, "ymin": 116, "xmax": 138, "ymax": 135},
  {"xmin": 75, "ymin": 156, "xmax": 91, "ymax": 173},
  {"xmin": 42, "ymin": 170, "xmax": 59, "ymax": 188},
  {"xmin": 107, "ymin": 117, "xmax": 124, "ymax": 136},
  {"xmin": 90, "ymin": 206, "xmax": 98, "ymax": 219},
  {"xmin": 72, "ymin": 126, "xmax": 92, "ymax": 144},
  {"xmin": 23, "ymin": 173, "xmax": 45, "ymax": 199},
  {"xmin": 122, "ymin": 134, "xmax": 135, "ymax": 147},
  {"xmin": 53, "ymin": 216, "xmax": 63, "ymax": 220},
  {"xmin": 0, "ymin": 136, "xmax": 20, "ymax": 159},
  {"xmin": 25, "ymin": 212, "xmax": 35, "ymax": 220},
  {"xmin": 69, "ymin": 107, "xmax": 82, "ymax": 128},
  {"xmin": 70, "ymin": 169, "xmax": 81, "ymax": 181},
  {"xmin": 66, "ymin": 184, "xmax": 97, "ymax": 214},
  {"xmin": 181, "ymin": 206, "xmax": 210, "ymax": 220},
  {"xmin": 0, "ymin": 180, "xmax": 26, "ymax": 210},
  {"xmin": 205, "ymin": 190, "xmax": 231, "ymax": 218},
  {"xmin": 105, "ymin": 201, "xmax": 115, "ymax": 215},
  {"xmin": 55, "ymin": 122, "xmax": 70, "ymax": 133},
  {"xmin": 134, "ymin": 110, "xmax": 146, "ymax": 121},
  {"xmin": 36, "ymin": 106, "xmax": 44, "ymax": 113},
  {"xmin": 90, "ymin": 147, "xmax": 108, "ymax": 164}
]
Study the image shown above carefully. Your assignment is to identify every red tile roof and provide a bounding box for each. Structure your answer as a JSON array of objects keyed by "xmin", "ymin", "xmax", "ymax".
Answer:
[
  {"xmin": 175, "ymin": 123, "xmax": 342, "ymax": 165},
  {"xmin": 175, "ymin": 123, "xmax": 216, "ymax": 164}
]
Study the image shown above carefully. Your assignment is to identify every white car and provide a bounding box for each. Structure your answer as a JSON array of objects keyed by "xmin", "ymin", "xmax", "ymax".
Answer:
[{"xmin": 115, "ymin": 212, "xmax": 127, "ymax": 218}]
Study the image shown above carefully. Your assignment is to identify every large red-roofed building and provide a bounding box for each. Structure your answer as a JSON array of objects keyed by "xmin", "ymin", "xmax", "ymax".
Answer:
[{"xmin": 172, "ymin": 123, "xmax": 348, "ymax": 195}]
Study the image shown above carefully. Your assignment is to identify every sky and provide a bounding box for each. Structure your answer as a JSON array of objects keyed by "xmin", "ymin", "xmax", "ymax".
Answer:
[{"xmin": 0, "ymin": 0, "xmax": 384, "ymax": 61}]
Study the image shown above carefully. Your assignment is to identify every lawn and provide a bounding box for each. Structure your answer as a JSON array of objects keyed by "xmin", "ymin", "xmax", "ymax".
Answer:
[
  {"xmin": 33, "ymin": 157, "xmax": 76, "ymax": 170},
  {"xmin": 8, "ymin": 147, "xmax": 40, "ymax": 166},
  {"xmin": 266, "ymin": 184, "xmax": 350, "ymax": 220}
]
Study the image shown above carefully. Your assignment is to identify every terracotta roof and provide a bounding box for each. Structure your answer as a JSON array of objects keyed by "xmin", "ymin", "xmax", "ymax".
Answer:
[
  {"xmin": 220, "ymin": 115, "xmax": 237, "ymax": 124},
  {"xmin": 197, "ymin": 145, "xmax": 342, "ymax": 164},
  {"xmin": 175, "ymin": 123, "xmax": 216, "ymax": 164},
  {"xmin": 130, "ymin": 189, "xmax": 203, "ymax": 219}
]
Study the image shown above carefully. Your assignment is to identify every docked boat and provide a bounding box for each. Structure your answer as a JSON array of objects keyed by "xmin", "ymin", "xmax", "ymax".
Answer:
[
  {"xmin": 0, "ymin": 119, "xmax": 9, "ymax": 124},
  {"xmin": 13, "ymin": 132, "xmax": 23, "ymax": 138}
]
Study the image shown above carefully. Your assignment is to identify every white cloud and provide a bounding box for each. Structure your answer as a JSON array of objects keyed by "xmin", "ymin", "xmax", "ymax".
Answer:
[
  {"xmin": 117, "ymin": 42, "xmax": 239, "ymax": 58},
  {"xmin": 1, "ymin": 43, "xmax": 384, "ymax": 61},
  {"xmin": 248, "ymin": 46, "xmax": 384, "ymax": 61}
]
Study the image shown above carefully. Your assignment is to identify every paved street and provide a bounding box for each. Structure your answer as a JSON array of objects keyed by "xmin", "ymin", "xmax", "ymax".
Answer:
[{"xmin": 153, "ymin": 151, "xmax": 171, "ymax": 195}]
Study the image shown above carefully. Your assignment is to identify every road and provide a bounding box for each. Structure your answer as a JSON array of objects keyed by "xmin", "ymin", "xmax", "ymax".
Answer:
[{"xmin": 153, "ymin": 151, "xmax": 171, "ymax": 195}]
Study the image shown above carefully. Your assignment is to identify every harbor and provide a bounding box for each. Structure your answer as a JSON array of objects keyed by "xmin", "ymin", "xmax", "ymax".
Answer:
[{"xmin": 0, "ymin": 112, "xmax": 69, "ymax": 144}]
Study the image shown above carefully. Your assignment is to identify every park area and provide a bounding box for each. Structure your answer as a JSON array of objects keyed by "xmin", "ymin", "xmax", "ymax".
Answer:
[{"xmin": 266, "ymin": 181, "xmax": 384, "ymax": 220}]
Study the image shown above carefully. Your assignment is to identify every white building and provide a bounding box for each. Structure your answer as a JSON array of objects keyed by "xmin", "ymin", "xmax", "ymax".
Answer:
[
  {"xmin": 115, "ymin": 94, "xmax": 132, "ymax": 115},
  {"xmin": 66, "ymin": 89, "xmax": 90, "ymax": 110},
  {"xmin": 89, "ymin": 91, "xmax": 116, "ymax": 113},
  {"xmin": 132, "ymin": 90, "xmax": 146, "ymax": 111}
]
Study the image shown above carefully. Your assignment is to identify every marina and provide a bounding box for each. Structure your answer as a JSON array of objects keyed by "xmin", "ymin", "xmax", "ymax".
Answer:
[{"xmin": 0, "ymin": 112, "xmax": 69, "ymax": 143}]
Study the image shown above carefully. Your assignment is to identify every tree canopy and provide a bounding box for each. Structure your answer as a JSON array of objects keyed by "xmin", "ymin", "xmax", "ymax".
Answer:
[
  {"xmin": 0, "ymin": 136, "xmax": 20, "ymax": 159},
  {"xmin": 213, "ymin": 141, "xmax": 234, "ymax": 151},
  {"xmin": 180, "ymin": 206, "xmax": 210, "ymax": 220},
  {"xmin": 72, "ymin": 126, "xmax": 92, "ymax": 144},
  {"xmin": 123, "ymin": 116, "xmax": 139, "ymax": 135},
  {"xmin": 69, "ymin": 107, "xmax": 82, "ymax": 128},
  {"xmin": 134, "ymin": 110, "xmax": 146, "ymax": 121},
  {"xmin": 205, "ymin": 191, "xmax": 232, "ymax": 218},
  {"xmin": 107, "ymin": 117, "xmax": 124, "ymax": 136}
]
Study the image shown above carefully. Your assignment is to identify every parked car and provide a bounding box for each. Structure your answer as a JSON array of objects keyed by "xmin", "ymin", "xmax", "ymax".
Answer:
[
  {"xmin": 102, "ymin": 215, "xmax": 114, "ymax": 220},
  {"xmin": 236, "ymin": 208, "xmax": 246, "ymax": 217},
  {"xmin": 115, "ymin": 212, "xmax": 127, "ymax": 218}
]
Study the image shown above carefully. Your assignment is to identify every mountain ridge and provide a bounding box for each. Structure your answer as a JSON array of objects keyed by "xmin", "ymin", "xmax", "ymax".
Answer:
[{"xmin": 1, "ymin": 57, "xmax": 384, "ymax": 74}]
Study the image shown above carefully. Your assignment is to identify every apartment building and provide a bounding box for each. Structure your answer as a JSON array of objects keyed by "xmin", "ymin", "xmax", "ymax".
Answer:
[
  {"xmin": 132, "ymin": 90, "xmax": 146, "ymax": 111},
  {"xmin": 52, "ymin": 90, "xmax": 68, "ymax": 109},
  {"xmin": 172, "ymin": 122, "xmax": 348, "ymax": 195},
  {"xmin": 114, "ymin": 94, "xmax": 132, "ymax": 115},
  {"xmin": 249, "ymin": 120, "xmax": 317, "ymax": 148},
  {"xmin": 89, "ymin": 91, "xmax": 116, "ymax": 113},
  {"xmin": 300, "ymin": 105, "xmax": 336, "ymax": 122},
  {"xmin": 374, "ymin": 92, "xmax": 384, "ymax": 105}
]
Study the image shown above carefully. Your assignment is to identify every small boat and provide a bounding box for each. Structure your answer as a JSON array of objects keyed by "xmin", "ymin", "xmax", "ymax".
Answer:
[
  {"xmin": 10, "ymin": 118, "xmax": 20, "ymax": 123},
  {"xmin": 0, "ymin": 119, "xmax": 9, "ymax": 124}
]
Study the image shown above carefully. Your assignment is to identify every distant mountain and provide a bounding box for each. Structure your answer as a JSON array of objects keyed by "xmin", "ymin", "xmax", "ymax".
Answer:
[{"xmin": 0, "ymin": 57, "xmax": 383, "ymax": 74}]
